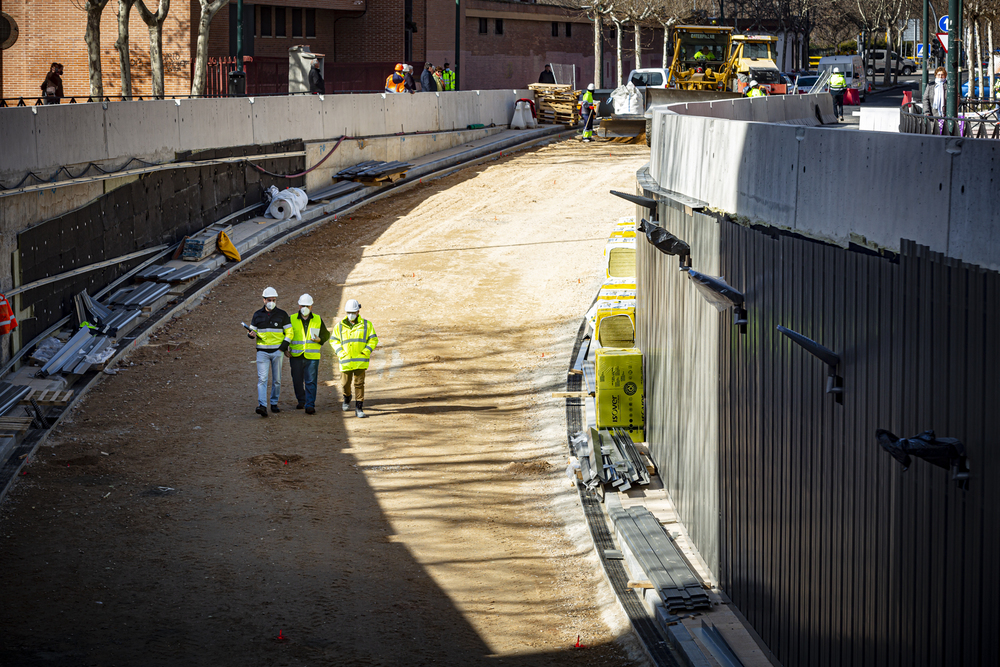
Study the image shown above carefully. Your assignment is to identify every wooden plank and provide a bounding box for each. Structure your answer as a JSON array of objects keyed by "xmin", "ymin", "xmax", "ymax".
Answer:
[{"xmin": 551, "ymin": 391, "xmax": 591, "ymax": 398}]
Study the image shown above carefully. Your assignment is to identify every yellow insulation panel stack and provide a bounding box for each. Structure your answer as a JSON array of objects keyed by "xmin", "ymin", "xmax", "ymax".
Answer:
[
  {"xmin": 594, "ymin": 347, "xmax": 644, "ymax": 441},
  {"xmin": 605, "ymin": 238, "xmax": 636, "ymax": 278}
]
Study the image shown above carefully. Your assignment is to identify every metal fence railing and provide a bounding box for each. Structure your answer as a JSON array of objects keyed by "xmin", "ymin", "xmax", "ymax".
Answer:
[{"xmin": 900, "ymin": 101, "xmax": 1000, "ymax": 138}]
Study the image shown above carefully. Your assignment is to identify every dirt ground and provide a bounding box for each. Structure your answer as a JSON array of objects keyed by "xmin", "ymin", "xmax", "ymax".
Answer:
[{"xmin": 0, "ymin": 140, "xmax": 651, "ymax": 666}]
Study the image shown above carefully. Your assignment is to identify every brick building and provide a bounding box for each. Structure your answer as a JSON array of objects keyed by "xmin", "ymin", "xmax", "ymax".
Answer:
[{"xmin": 1, "ymin": 0, "xmax": 665, "ymax": 99}]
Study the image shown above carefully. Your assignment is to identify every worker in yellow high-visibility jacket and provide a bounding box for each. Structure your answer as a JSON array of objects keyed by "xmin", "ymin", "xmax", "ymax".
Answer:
[
  {"xmin": 331, "ymin": 299, "xmax": 379, "ymax": 418},
  {"xmin": 442, "ymin": 63, "xmax": 456, "ymax": 91},
  {"xmin": 289, "ymin": 294, "xmax": 331, "ymax": 414}
]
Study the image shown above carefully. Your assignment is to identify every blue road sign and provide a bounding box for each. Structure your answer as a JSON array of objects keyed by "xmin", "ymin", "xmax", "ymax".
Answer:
[
  {"xmin": 917, "ymin": 43, "xmax": 926, "ymax": 58},
  {"xmin": 939, "ymin": 15, "xmax": 949, "ymax": 32}
]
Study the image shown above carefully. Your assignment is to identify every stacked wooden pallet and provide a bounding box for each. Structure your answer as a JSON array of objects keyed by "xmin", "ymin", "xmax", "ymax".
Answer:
[
  {"xmin": 529, "ymin": 83, "xmax": 581, "ymax": 126},
  {"xmin": 181, "ymin": 223, "xmax": 233, "ymax": 261}
]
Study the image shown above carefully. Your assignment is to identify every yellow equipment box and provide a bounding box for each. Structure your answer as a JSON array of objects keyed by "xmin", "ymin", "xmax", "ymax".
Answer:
[{"xmin": 595, "ymin": 348, "xmax": 644, "ymax": 441}]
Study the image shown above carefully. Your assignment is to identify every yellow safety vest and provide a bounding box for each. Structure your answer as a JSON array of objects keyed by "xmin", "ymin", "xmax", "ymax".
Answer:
[
  {"xmin": 829, "ymin": 73, "xmax": 847, "ymax": 91},
  {"xmin": 290, "ymin": 312, "xmax": 323, "ymax": 360},
  {"xmin": 331, "ymin": 317, "xmax": 379, "ymax": 371},
  {"xmin": 385, "ymin": 73, "xmax": 405, "ymax": 93},
  {"xmin": 442, "ymin": 69, "xmax": 455, "ymax": 90},
  {"xmin": 250, "ymin": 309, "xmax": 292, "ymax": 351},
  {"xmin": 747, "ymin": 87, "xmax": 765, "ymax": 98}
]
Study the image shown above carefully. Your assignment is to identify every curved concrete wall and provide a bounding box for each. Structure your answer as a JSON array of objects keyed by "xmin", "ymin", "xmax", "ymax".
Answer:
[
  {"xmin": 0, "ymin": 90, "xmax": 530, "ymax": 182},
  {"xmin": 649, "ymin": 94, "xmax": 1000, "ymax": 273}
]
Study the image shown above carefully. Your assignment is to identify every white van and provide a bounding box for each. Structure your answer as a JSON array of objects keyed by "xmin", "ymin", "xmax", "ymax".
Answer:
[{"xmin": 817, "ymin": 55, "xmax": 868, "ymax": 102}]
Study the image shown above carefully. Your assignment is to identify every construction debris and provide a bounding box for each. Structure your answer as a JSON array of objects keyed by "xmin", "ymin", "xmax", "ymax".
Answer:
[{"xmin": 529, "ymin": 83, "xmax": 581, "ymax": 125}]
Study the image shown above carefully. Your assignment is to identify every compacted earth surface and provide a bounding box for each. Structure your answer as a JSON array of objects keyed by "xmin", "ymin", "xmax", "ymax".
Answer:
[{"xmin": 0, "ymin": 140, "xmax": 651, "ymax": 666}]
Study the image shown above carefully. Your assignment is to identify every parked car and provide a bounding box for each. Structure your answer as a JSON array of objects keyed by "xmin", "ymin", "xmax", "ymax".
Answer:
[
  {"xmin": 866, "ymin": 50, "xmax": 918, "ymax": 76},
  {"xmin": 962, "ymin": 77, "xmax": 998, "ymax": 97},
  {"xmin": 779, "ymin": 73, "xmax": 796, "ymax": 92},
  {"xmin": 627, "ymin": 68, "xmax": 670, "ymax": 89},
  {"xmin": 793, "ymin": 74, "xmax": 823, "ymax": 94}
]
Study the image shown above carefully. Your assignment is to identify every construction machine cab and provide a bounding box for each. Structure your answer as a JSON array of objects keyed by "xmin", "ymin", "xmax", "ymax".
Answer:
[
  {"xmin": 728, "ymin": 35, "xmax": 786, "ymax": 94},
  {"xmin": 668, "ymin": 26, "xmax": 736, "ymax": 91}
]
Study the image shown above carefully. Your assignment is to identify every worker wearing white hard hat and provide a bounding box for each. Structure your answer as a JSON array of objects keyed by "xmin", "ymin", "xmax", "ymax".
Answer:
[
  {"xmin": 248, "ymin": 287, "xmax": 292, "ymax": 418},
  {"xmin": 331, "ymin": 299, "xmax": 379, "ymax": 418},
  {"xmin": 288, "ymin": 293, "xmax": 331, "ymax": 414},
  {"xmin": 580, "ymin": 83, "xmax": 596, "ymax": 142},
  {"xmin": 745, "ymin": 79, "xmax": 765, "ymax": 97}
]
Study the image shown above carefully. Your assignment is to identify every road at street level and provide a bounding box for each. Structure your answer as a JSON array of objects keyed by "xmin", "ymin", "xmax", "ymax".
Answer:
[{"xmin": 0, "ymin": 140, "xmax": 652, "ymax": 666}]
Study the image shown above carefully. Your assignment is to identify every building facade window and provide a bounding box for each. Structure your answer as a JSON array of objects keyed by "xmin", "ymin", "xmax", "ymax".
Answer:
[
  {"xmin": 479, "ymin": 18, "xmax": 487, "ymax": 34},
  {"xmin": 275, "ymin": 7, "xmax": 286, "ymax": 37},
  {"xmin": 552, "ymin": 22, "xmax": 558, "ymax": 37},
  {"xmin": 305, "ymin": 8, "xmax": 316, "ymax": 38},
  {"xmin": 260, "ymin": 6, "xmax": 272, "ymax": 36},
  {"xmin": 565, "ymin": 22, "xmax": 572, "ymax": 37},
  {"xmin": 495, "ymin": 18, "xmax": 504, "ymax": 35},
  {"xmin": 292, "ymin": 8, "xmax": 302, "ymax": 38}
]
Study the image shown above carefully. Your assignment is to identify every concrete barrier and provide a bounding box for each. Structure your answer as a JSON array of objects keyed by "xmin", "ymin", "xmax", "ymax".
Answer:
[
  {"xmin": 0, "ymin": 89, "xmax": 531, "ymax": 180},
  {"xmin": 648, "ymin": 92, "xmax": 1000, "ymax": 272}
]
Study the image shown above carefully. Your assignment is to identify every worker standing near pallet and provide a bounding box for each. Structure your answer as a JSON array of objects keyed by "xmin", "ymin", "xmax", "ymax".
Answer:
[
  {"xmin": 580, "ymin": 83, "xmax": 596, "ymax": 142},
  {"xmin": 289, "ymin": 294, "xmax": 331, "ymax": 415},
  {"xmin": 248, "ymin": 287, "xmax": 292, "ymax": 418},
  {"xmin": 331, "ymin": 299, "xmax": 378, "ymax": 419}
]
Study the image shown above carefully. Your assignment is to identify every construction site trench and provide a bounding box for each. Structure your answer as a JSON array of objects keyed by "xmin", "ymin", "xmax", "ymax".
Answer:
[{"xmin": 0, "ymin": 140, "xmax": 652, "ymax": 666}]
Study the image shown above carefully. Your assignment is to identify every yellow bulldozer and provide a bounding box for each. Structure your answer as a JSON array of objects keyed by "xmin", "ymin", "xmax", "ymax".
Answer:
[{"xmin": 667, "ymin": 25, "xmax": 737, "ymax": 91}]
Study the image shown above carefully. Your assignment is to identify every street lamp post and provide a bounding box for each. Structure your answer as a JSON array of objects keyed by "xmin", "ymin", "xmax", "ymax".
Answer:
[
  {"xmin": 947, "ymin": 0, "xmax": 958, "ymax": 117},
  {"xmin": 455, "ymin": 0, "xmax": 461, "ymax": 90},
  {"xmin": 237, "ymin": 0, "xmax": 244, "ymax": 73}
]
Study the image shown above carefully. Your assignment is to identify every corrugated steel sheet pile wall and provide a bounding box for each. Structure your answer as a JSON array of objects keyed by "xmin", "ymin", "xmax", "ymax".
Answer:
[{"xmin": 636, "ymin": 192, "xmax": 1000, "ymax": 666}]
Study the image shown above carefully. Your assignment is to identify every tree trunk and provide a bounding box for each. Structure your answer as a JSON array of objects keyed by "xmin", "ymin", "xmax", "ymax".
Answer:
[
  {"xmin": 115, "ymin": 0, "xmax": 136, "ymax": 99},
  {"xmin": 85, "ymin": 0, "xmax": 111, "ymax": 99},
  {"xmin": 966, "ymin": 22, "xmax": 973, "ymax": 97},
  {"xmin": 634, "ymin": 23, "xmax": 642, "ymax": 72},
  {"xmin": 989, "ymin": 22, "xmax": 995, "ymax": 100},
  {"xmin": 662, "ymin": 24, "xmax": 669, "ymax": 71},
  {"xmin": 975, "ymin": 20, "xmax": 983, "ymax": 98},
  {"xmin": 615, "ymin": 20, "xmax": 623, "ymax": 86},
  {"xmin": 593, "ymin": 12, "xmax": 602, "ymax": 89},
  {"xmin": 191, "ymin": 0, "xmax": 228, "ymax": 96},
  {"xmin": 136, "ymin": 0, "xmax": 170, "ymax": 99},
  {"xmin": 883, "ymin": 27, "xmax": 891, "ymax": 86}
]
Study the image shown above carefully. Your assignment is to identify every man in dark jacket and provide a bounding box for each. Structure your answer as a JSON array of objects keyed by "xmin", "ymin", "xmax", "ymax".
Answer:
[
  {"xmin": 248, "ymin": 287, "xmax": 292, "ymax": 417},
  {"xmin": 421, "ymin": 63, "xmax": 435, "ymax": 92},
  {"xmin": 42, "ymin": 63, "xmax": 64, "ymax": 104},
  {"xmin": 308, "ymin": 60, "xmax": 324, "ymax": 94},
  {"xmin": 403, "ymin": 64, "xmax": 417, "ymax": 93},
  {"xmin": 538, "ymin": 64, "xmax": 556, "ymax": 84}
]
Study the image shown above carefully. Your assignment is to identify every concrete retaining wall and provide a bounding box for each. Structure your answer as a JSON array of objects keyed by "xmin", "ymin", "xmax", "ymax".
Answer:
[
  {"xmin": 0, "ymin": 90, "xmax": 531, "ymax": 181},
  {"xmin": 649, "ymin": 94, "xmax": 1000, "ymax": 272}
]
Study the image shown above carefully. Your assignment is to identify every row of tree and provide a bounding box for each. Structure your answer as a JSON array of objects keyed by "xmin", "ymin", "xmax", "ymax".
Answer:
[{"xmin": 77, "ymin": 0, "xmax": 224, "ymax": 99}]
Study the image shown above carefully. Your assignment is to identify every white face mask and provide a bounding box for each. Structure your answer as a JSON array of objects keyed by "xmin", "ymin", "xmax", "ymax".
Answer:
[
  {"xmin": 300, "ymin": 307, "xmax": 311, "ymax": 318},
  {"xmin": 265, "ymin": 301, "xmax": 276, "ymax": 311},
  {"xmin": 347, "ymin": 312, "xmax": 358, "ymax": 322},
  {"xmin": 936, "ymin": 77, "xmax": 945, "ymax": 83}
]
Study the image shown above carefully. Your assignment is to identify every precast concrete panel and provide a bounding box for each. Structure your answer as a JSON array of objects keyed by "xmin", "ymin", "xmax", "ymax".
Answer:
[
  {"xmin": 749, "ymin": 98, "xmax": 770, "ymax": 123},
  {"xmin": 34, "ymin": 102, "xmax": 109, "ymax": 171},
  {"xmin": 286, "ymin": 95, "xmax": 326, "ymax": 142},
  {"xmin": 177, "ymin": 98, "xmax": 253, "ymax": 152},
  {"xmin": 698, "ymin": 119, "xmax": 747, "ymax": 212},
  {"xmin": 0, "ymin": 108, "xmax": 38, "ymax": 178},
  {"xmin": 946, "ymin": 139, "xmax": 1000, "ymax": 271},
  {"xmin": 327, "ymin": 94, "xmax": 386, "ymax": 138},
  {"xmin": 478, "ymin": 90, "xmax": 511, "ymax": 126},
  {"xmin": 651, "ymin": 113, "xmax": 708, "ymax": 202},
  {"xmin": 104, "ymin": 100, "xmax": 180, "ymax": 161},
  {"xmin": 383, "ymin": 92, "xmax": 440, "ymax": 134},
  {"xmin": 251, "ymin": 96, "xmax": 299, "ymax": 146},
  {"xmin": 794, "ymin": 129, "xmax": 952, "ymax": 250},
  {"xmin": 438, "ymin": 91, "xmax": 480, "ymax": 131},
  {"xmin": 735, "ymin": 123, "xmax": 799, "ymax": 227}
]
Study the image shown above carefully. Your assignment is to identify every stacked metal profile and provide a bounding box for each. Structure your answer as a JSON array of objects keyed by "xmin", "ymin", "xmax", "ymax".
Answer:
[
  {"xmin": 583, "ymin": 427, "xmax": 650, "ymax": 493},
  {"xmin": 608, "ymin": 503, "xmax": 712, "ymax": 614},
  {"xmin": 137, "ymin": 264, "xmax": 211, "ymax": 284},
  {"xmin": 0, "ymin": 382, "xmax": 31, "ymax": 417},
  {"xmin": 334, "ymin": 160, "xmax": 412, "ymax": 184},
  {"xmin": 182, "ymin": 223, "xmax": 232, "ymax": 261},
  {"xmin": 36, "ymin": 327, "xmax": 116, "ymax": 377},
  {"xmin": 109, "ymin": 281, "xmax": 172, "ymax": 308}
]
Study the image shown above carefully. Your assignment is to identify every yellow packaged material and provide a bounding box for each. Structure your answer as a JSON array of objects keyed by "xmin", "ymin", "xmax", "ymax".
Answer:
[
  {"xmin": 595, "ymin": 348, "xmax": 644, "ymax": 440},
  {"xmin": 602, "ymin": 278, "xmax": 637, "ymax": 291},
  {"xmin": 587, "ymin": 298, "xmax": 634, "ymax": 331},
  {"xmin": 604, "ymin": 238, "xmax": 636, "ymax": 278},
  {"xmin": 597, "ymin": 287, "xmax": 636, "ymax": 301},
  {"xmin": 610, "ymin": 229, "xmax": 637, "ymax": 239},
  {"xmin": 595, "ymin": 301, "xmax": 635, "ymax": 348}
]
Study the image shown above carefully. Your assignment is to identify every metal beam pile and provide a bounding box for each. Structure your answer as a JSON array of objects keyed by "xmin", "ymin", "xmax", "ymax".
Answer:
[
  {"xmin": 582, "ymin": 427, "xmax": 651, "ymax": 492},
  {"xmin": 335, "ymin": 160, "xmax": 412, "ymax": 184},
  {"xmin": 609, "ymin": 503, "xmax": 712, "ymax": 614},
  {"xmin": 0, "ymin": 383, "xmax": 31, "ymax": 417},
  {"xmin": 109, "ymin": 282, "xmax": 172, "ymax": 308}
]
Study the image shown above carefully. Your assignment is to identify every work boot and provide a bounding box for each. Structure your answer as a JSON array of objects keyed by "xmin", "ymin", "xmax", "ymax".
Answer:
[
  {"xmin": 296, "ymin": 401, "xmax": 305, "ymax": 410},
  {"xmin": 342, "ymin": 396, "xmax": 351, "ymax": 412},
  {"xmin": 270, "ymin": 404, "xmax": 281, "ymax": 413},
  {"xmin": 355, "ymin": 401, "xmax": 367, "ymax": 419},
  {"xmin": 305, "ymin": 407, "xmax": 316, "ymax": 415},
  {"xmin": 255, "ymin": 404, "xmax": 268, "ymax": 418}
]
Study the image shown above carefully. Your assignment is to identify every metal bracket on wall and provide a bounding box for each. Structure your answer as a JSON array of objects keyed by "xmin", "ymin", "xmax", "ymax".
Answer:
[
  {"xmin": 776, "ymin": 325, "xmax": 843, "ymax": 403},
  {"xmin": 685, "ymin": 268, "xmax": 748, "ymax": 335},
  {"xmin": 609, "ymin": 190, "xmax": 658, "ymax": 222}
]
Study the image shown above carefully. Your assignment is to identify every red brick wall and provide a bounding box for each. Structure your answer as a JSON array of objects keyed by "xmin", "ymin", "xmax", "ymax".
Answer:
[
  {"xmin": 333, "ymin": 0, "xmax": 404, "ymax": 62},
  {"xmin": 2, "ymin": 0, "xmax": 195, "ymax": 99}
]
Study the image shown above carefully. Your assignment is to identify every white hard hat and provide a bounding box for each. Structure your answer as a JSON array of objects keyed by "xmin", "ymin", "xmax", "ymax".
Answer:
[
  {"xmin": 345, "ymin": 299, "xmax": 361, "ymax": 313},
  {"xmin": 833, "ymin": 67, "xmax": 840, "ymax": 73},
  {"xmin": 749, "ymin": 80, "xmax": 758, "ymax": 87},
  {"xmin": 262, "ymin": 287, "xmax": 278, "ymax": 298},
  {"xmin": 587, "ymin": 83, "xmax": 595, "ymax": 91},
  {"xmin": 298, "ymin": 294, "xmax": 314, "ymax": 306}
]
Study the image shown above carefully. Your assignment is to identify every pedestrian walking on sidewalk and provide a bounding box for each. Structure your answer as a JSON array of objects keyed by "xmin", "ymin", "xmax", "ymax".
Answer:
[
  {"xmin": 41, "ymin": 63, "xmax": 63, "ymax": 105},
  {"xmin": 248, "ymin": 287, "xmax": 292, "ymax": 417},
  {"xmin": 331, "ymin": 299, "xmax": 378, "ymax": 418},
  {"xmin": 289, "ymin": 294, "xmax": 331, "ymax": 415},
  {"xmin": 309, "ymin": 60, "xmax": 325, "ymax": 94},
  {"xmin": 829, "ymin": 67, "xmax": 847, "ymax": 121},
  {"xmin": 538, "ymin": 64, "xmax": 556, "ymax": 84},
  {"xmin": 923, "ymin": 67, "xmax": 947, "ymax": 117},
  {"xmin": 421, "ymin": 63, "xmax": 435, "ymax": 92}
]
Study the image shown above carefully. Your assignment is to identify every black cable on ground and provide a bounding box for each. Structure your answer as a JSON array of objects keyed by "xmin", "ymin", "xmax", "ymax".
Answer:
[{"xmin": 565, "ymin": 320, "xmax": 680, "ymax": 667}]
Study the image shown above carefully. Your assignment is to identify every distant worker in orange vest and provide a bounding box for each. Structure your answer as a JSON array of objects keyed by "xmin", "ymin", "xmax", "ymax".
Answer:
[{"xmin": 385, "ymin": 64, "xmax": 406, "ymax": 93}]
